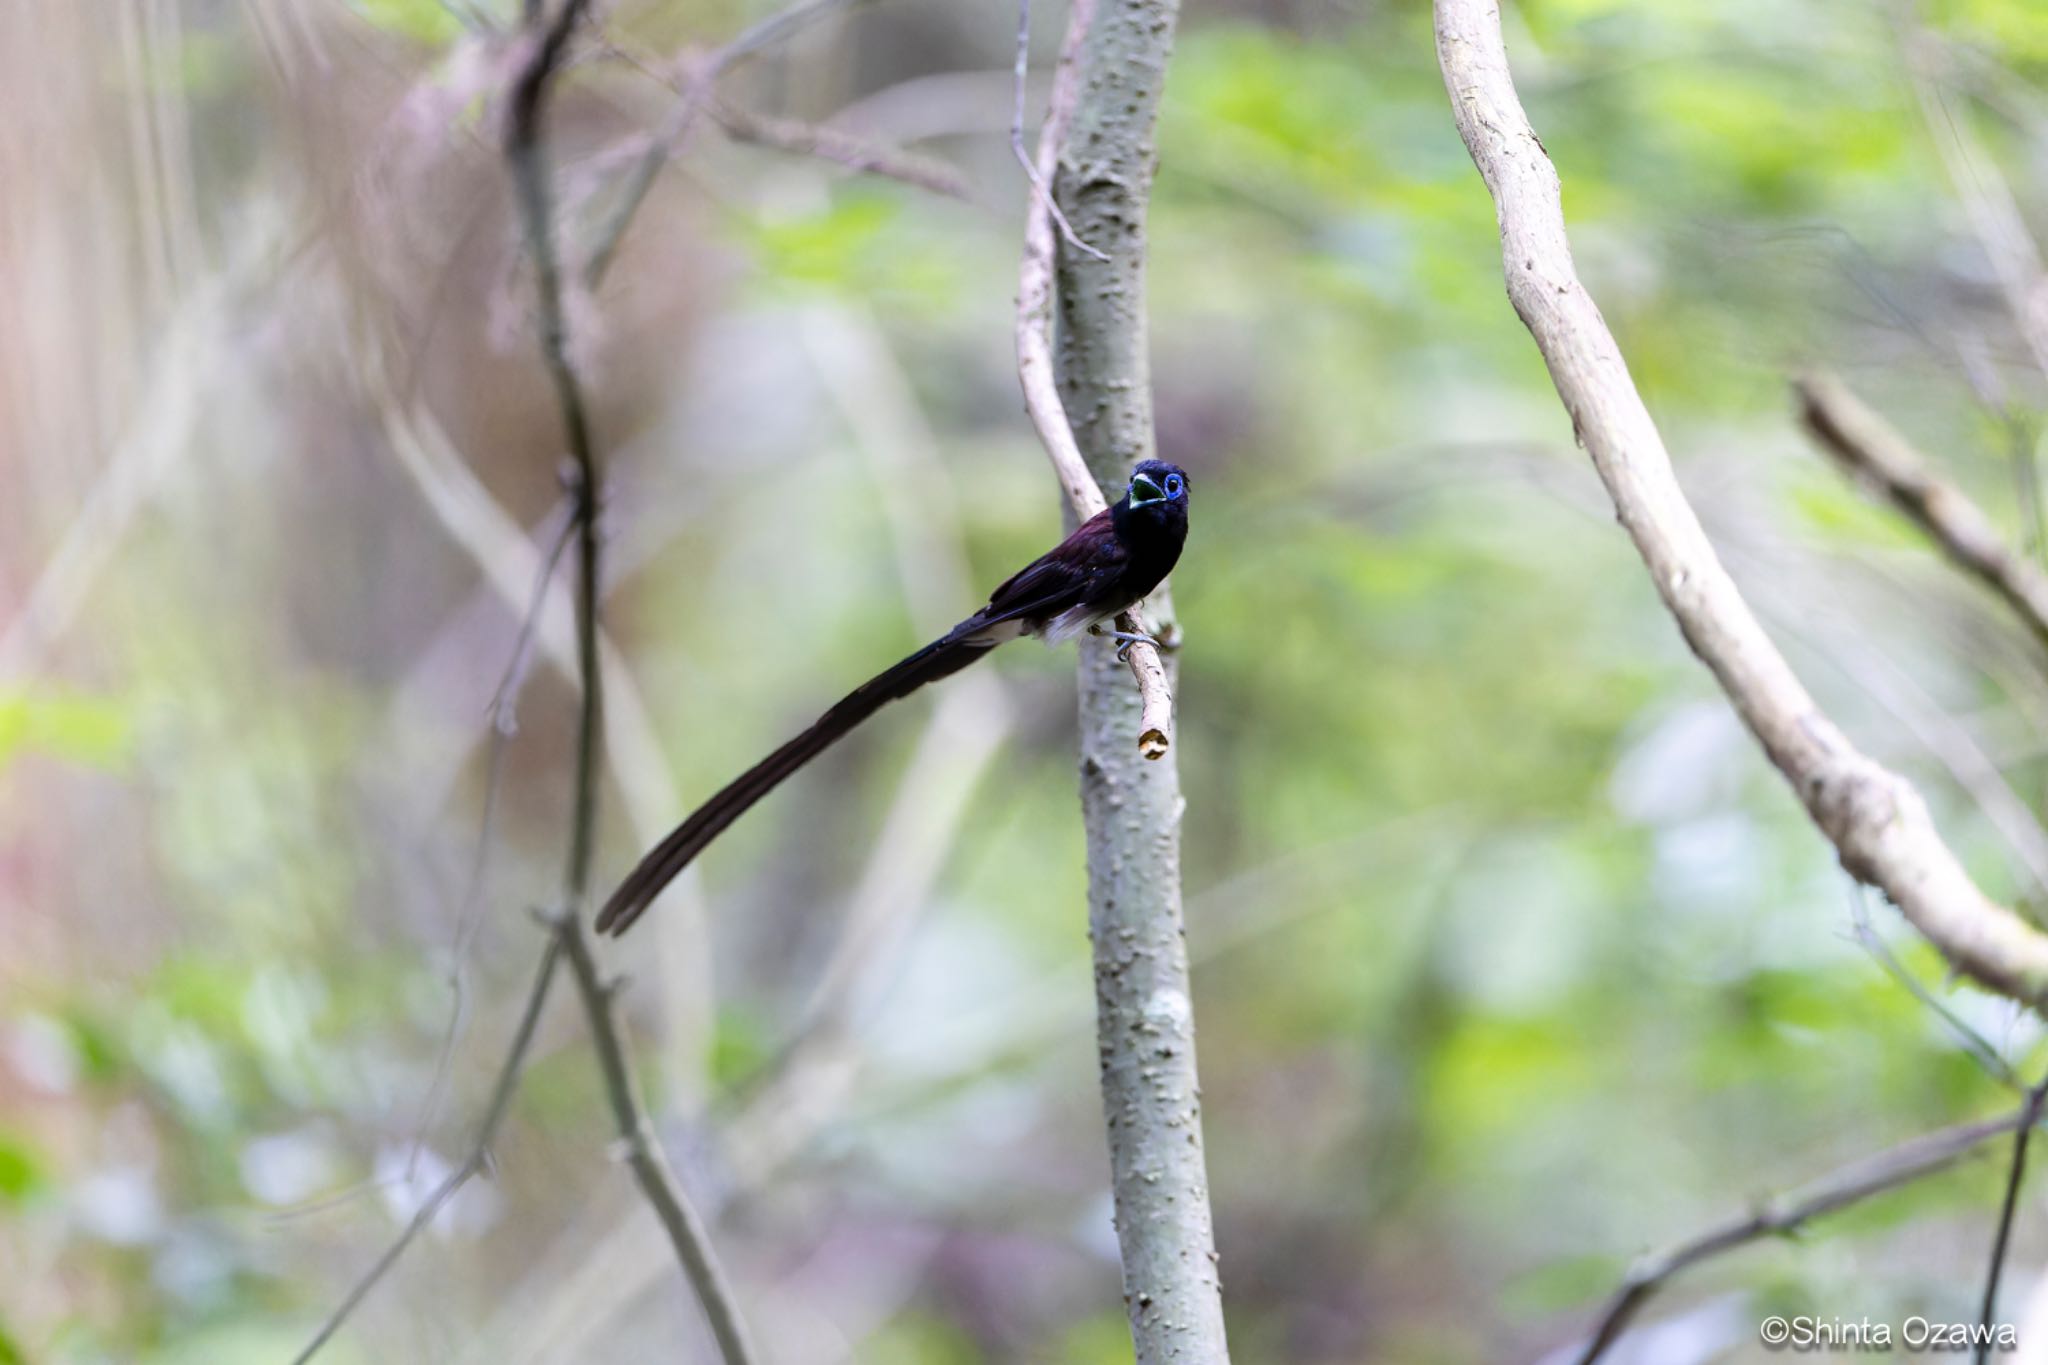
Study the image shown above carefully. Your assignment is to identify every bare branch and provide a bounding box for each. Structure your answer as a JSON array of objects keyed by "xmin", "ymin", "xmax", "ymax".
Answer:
[
  {"xmin": 504, "ymin": 8, "xmax": 756, "ymax": 1362},
  {"xmin": 708, "ymin": 98, "xmax": 971, "ymax": 199},
  {"xmin": 1017, "ymin": 0, "xmax": 1108, "ymax": 524},
  {"xmin": 408, "ymin": 502, "xmax": 577, "ymax": 1176},
  {"xmin": 1015, "ymin": 0, "xmax": 1174, "ymax": 758},
  {"xmin": 583, "ymin": 0, "xmax": 873, "ymax": 287},
  {"xmin": 1978, "ymin": 1076, "xmax": 2048, "ymax": 1363},
  {"xmin": 554, "ymin": 912, "xmax": 757, "ymax": 1365},
  {"xmin": 1433, "ymin": 0, "xmax": 2048, "ymax": 1007},
  {"xmin": 1576, "ymin": 1107, "xmax": 2031, "ymax": 1364},
  {"xmin": 1011, "ymin": 0, "xmax": 1106, "ymax": 263},
  {"xmin": 601, "ymin": 34, "xmax": 970, "ymax": 201},
  {"xmin": 1796, "ymin": 370, "xmax": 2048, "ymax": 653},
  {"xmin": 1046, "ymin": 0, "xmax": 1229, "ymax": 1358},
  {"xmin": 506, "ymin": 0, "xmax": 605, "ymax": 900}
]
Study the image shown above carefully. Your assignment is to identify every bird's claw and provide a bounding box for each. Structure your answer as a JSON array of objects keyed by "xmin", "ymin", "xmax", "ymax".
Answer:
[{"xmin": 1109, "ymin": 631, "xmax": 1160, "ymax": 663}]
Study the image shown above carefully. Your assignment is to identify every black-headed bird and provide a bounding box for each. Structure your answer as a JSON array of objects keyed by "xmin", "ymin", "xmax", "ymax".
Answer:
[{"xmin": 596, "ymin": 459, "xmax": 1192, "ymax": 936}]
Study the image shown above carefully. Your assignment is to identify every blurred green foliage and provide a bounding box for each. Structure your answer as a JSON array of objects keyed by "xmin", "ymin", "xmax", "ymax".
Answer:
[{"xmin": 0, "ymin": 692, "xmax": 131, "ymax": 774}]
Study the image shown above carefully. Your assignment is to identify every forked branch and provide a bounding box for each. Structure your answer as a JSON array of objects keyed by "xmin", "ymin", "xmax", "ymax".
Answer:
[
  {"xmin": 1044, "ymin": 0, "xmax": 1230, "ymax": 1360},
  {"xmin": 1014, "ymin": 0, "xmax": 1174, "ymax": 758}
]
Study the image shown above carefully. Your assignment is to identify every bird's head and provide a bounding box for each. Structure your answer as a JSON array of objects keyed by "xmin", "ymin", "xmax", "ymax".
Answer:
[{"xmin": 1124, "ymin": 460, "xmax": 1190, "ymax": 511}]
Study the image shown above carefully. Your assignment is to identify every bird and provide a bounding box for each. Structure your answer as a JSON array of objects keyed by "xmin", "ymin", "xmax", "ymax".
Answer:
[{"xmin": 594, "ymin": 458, "xmax": 1191, "ymax": 936}]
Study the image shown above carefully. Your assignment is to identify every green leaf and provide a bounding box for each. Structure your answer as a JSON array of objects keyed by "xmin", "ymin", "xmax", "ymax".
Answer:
[
  {"xmin": 352, "ymin": 0, "xmax": 464, "ymax": 45},
  {"xmin": 0, "ymin": 689, "xmax": 132, "ymax": 772},
  {"xmin": 747, "ymin": 194, "xmax": 895, "ymax": 286},
  {"xmin": 0, "ymin": 1132, "xmax": 47, "ymax": 1203},
  {"xmin": 709, "ymin": 1009, "xmax": 771, "ymax": 1092},
  {"xmin": 1929, "ymin": 0, "xmax": 2048, "ymax": 65}
]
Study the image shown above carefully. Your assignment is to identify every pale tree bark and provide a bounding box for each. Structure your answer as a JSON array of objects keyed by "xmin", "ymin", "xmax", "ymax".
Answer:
[
  {"xmin": 1050, "ymin": 0, "xmax": 1232, "ymax": 1360},
  {"xmin": 1433, "ymin": 0, "xmax": 2048, "ymax": 1005}
]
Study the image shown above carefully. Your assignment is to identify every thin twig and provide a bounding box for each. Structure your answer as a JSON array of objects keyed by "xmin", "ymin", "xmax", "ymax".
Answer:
[
  {"xmin": 1433, "ymin": 0, "xmax": 2048, "ymax": 1007},
  {"xmin": 1017, "ymin": 0, "xmax": 1110, "ymax": 528},
  {"xmin": 504, "ymin": 6, "xmax": 757, "ymax": 1362},
  {"xmin": 1010, "ymin": 0, "xmax": 1105, "ymax": 263},
  {"xmin": 600, "ymin": 36, "xmax": 971, "ymax": 201},
  {"xmin": 1796, "ymin": 371, "xmax": 2048, "ymax": 654},
  {"xmin": 1848, "ymin": 885, "xmax": 2021, "ymax": 1090},
  {"xmin": 583, "ymin": 0, "xmax": 873, "ymax": 287},
  {"xmin": 487, "ymin": 500, "xmax": 580, "ymax": 738},
  {"xmin": 1824, "ymin": 628, "xmax": 2048, "ymax": 896},
  {"xmin": 1575, "ymin": 1107, "xmax": 2033, "ymax": 1364},
  {"xmin": 408, "ymin": 502, "xmax": 578, "ymax": 1177},
  {"xmin": 709, "ymin": 98, "xmax": 972, "ymax": 200},
  {"xmin": 1014, "ymin": 0, "xmax": 1174, "ymax": 758},
  {"xmin": 1907, "ymin": 50, "xmax": 2048, "ymax": 388},
  {"xmin": 293, "ymin": 935, "xmax": 564, "ymax": 1365},
  {"xmin": 1978, "ymin": 1075, "xmax": 2048, "ymax": 1363},
  {"xmin": 373, "ymin": 356, "xmax": 717, "ymax": 1092},
  {"xmin": 371, "ymin": 381, "xmax": 690, "ymax": 853}
]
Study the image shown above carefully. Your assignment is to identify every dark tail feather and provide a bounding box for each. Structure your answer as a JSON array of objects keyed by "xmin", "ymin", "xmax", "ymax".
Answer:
[{"xmin": 595, "ymin": 623, "xmax": 997, "ymax": 936}]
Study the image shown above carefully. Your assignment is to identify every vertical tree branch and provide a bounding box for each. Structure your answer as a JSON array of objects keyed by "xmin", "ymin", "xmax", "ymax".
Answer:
[
  {"xmin": 505, "ymin": 7, "xmax": 758, "ymax": 1364},
  {"xmin": 1048, "ymin": 0, "xmax": 1231, "ymax": 1359},
  {"xmin": 506, "ymin": 0, "xmax": 604, "ymax": 904},
  {"xmin": 1015, "ymin": 0, "xmax": 1174, "ymax": 757}
]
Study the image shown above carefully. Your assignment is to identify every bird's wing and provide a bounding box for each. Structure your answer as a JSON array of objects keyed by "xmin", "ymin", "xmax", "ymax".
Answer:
[{"xmin": 976, "ymin": 507, "xmax": 1129, "ymax": 629}]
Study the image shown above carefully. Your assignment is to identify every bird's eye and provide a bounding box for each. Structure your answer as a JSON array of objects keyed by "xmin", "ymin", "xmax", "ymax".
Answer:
[{"xmin": 1165, "ymin": 474, "xmax": 1183, "ymax": 495}]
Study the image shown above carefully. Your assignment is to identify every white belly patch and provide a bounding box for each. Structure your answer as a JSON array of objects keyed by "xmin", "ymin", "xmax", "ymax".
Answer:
[{"xmin": 1039, "ymin": 603, "xmax": 1107, "ymax": 645}]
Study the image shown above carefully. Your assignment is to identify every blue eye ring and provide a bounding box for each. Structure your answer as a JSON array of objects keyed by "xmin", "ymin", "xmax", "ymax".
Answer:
[{"xmin": 1165, "ymin": 473, "xmax": 1183, "ymax": 496}]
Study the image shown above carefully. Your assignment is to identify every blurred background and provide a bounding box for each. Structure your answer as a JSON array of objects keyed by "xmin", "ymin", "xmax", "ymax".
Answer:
[{"xmin": 7, "ymin": 0, "xmax": 2048, "ymax": 1359}]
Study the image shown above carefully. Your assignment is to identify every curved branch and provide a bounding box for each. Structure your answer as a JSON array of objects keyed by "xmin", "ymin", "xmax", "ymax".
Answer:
[
  {"xmin": 1433, "ymin": 0, "xmax": 2048, "ymax": 1007},
  {"xmin": 1577, "ymin": 1108, "xmax": 2029, "ymax": 1363},
  {"xmin": 1016, "ymin": 0, "xmax": 1175, "ymax": 757}
]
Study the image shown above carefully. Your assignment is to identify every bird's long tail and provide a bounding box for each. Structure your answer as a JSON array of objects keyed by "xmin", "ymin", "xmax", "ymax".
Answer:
[{"xmin": 595, "ymin": 620, "xmax": 999, "ymax": 936}]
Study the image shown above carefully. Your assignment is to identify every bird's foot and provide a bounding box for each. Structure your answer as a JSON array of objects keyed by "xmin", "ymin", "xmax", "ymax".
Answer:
[{"xmin": 1107, "ymin": 630, "xmax": 1161, "ymax": 663}]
